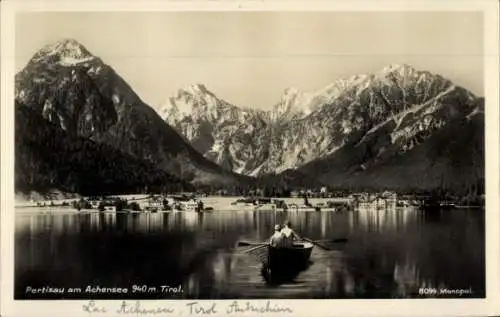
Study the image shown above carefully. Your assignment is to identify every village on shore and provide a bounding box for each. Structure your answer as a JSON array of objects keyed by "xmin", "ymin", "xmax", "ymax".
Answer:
[{"xmin": 16, "ymin": 185, "xmax": 485, "ymax": 214}]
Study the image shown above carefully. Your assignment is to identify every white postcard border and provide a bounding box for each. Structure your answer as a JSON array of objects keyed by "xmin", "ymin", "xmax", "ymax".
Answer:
[{"xmin": 1, "ymin": 1, "xmax": 499, "ymax": 317}]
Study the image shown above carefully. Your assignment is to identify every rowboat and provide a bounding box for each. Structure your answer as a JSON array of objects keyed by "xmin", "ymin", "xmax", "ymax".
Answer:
[
  {"xmin": 253, "ymin": 242, "xmax": 314, "ymax": 283},
  {"xmin": 239, "ymin": 238, "xmax": 340, "ymax": 284}
]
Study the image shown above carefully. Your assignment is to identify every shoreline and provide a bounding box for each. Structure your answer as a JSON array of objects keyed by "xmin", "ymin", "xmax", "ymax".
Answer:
[
  {"xmin": 14, "ymin": 194, "xmax": 484, "ymax": 214},
  {"xmin": 14, "ymin": 205, "xmax": 484, "ymax": 215}
]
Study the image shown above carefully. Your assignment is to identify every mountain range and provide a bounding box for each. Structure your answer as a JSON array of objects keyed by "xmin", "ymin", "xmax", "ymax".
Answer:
[
  {"xmin": 159, "ymin": 64, "xmax": 484, "ymax": 193},
  {"xmin": 15, "ymin": 38, "xmax": 485, "ymax": 196}
]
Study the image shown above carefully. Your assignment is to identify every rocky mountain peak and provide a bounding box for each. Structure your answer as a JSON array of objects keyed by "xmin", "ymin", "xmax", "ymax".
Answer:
[
  {"xmin": 377, "ymin": 63, "xmax": 436, "ymax": 85},
  {"xmin": 30, "ymin": 38, "xmax": 95, "ymax": 66},
  {"xmin": 182, "ymin": 83, "xmax": 209, "ymax": 95},
  {"xmin": 272, "ymin": 87, "xmax": 303, "ymax": 117},
  {"xmin": 161, "ymin": 83, "xmax": 244, "ymax": 122},
  {"xmin": 282, "ymin": 87, "xmax": 300, "ymax": 96},
  {"xmin": 17, "ymin": 39, "xmax": 246, "ymax": 187},
  {"xmin": 381, "ymin": 63, "xmax": 415, "ymax": 74}
]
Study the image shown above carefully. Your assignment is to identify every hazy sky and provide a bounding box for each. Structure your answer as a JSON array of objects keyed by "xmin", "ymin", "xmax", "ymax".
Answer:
[{"xmin": 16, "ymin": 11, "xmax": 483, "ymax": 110}]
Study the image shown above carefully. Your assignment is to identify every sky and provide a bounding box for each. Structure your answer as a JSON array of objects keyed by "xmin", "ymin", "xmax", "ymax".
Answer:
[{"xmin": 15, "ymin": 11, "xmax": 484, "ymax": 110}]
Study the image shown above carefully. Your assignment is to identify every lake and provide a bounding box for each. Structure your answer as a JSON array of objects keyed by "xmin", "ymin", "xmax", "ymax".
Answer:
[{"xmin": 14, "ymin": 202, "xmax": 485, "ymax": 299}]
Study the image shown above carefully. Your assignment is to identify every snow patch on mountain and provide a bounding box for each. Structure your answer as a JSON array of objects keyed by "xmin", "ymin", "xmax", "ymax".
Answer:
[
  {"xmin": 112, "ymin": 94, "xmax": 120, "ymax": 105},
  {"xmin": 249, "ymin": 162, "xmax": 266, "ymax": 177},
  {"xmin": 466, "ymin": 106, "xmax": 483, "ymax": 120},
  {"xmin": 59, "ymin": 56, "xmax": 95, "ymax": 66}
]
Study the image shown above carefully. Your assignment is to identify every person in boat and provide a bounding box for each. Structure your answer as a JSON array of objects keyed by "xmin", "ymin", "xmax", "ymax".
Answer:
[
  {"xmin": 269, "ymin": 224, "xmax": 284, "ymax": 248},
  {"xmin": 281, "ymin": 220, "xmax": 301, "ymax": 248}
]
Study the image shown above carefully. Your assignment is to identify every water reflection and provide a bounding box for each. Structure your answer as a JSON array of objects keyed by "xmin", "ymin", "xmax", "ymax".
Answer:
[
  {"xmin": 15, "ymin": 208, "xmax": 484, "ymax": 299},
  {"xmin": 352, "ymin": 209, "xmax": 418, "ymax": 232}
]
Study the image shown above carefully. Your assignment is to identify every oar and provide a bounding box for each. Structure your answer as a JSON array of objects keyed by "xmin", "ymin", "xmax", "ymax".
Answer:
[
  {"xmin": 243, "ymin": 244, "xmax": 268, "ymax": 253},
  {"xmin": 302, "ymin": 237, "xmax": 332, "ymax": 250},
  {"xmin": 238, "ymin": 241, "xmax": 267, "ymax": 247},
  {"xmin": 238, "ymin": 238, "xmax": 347, "ymax": 248},
  {"xmin": 315, "ymin": 238, "xmax": 348, "ymax": 243}
]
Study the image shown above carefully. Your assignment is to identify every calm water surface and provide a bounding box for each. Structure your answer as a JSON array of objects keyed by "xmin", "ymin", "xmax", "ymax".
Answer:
[{"xmin": 15, "ymin": 205, "xmax": 484, "ymax": 299}]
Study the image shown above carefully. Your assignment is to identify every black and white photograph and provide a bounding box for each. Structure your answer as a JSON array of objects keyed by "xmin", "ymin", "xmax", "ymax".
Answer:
[{"xmin": 1, "ymin": 1, "xmax": 499, "ymax": 316}]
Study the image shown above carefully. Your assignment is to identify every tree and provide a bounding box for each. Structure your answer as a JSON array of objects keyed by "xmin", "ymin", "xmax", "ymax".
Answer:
[
  {"xmin": 98, "ymin": 202, "xmax": 105, "ymax": 211},
  {"xmin": 129, "ymin": 201, "xmax": 141, "ymax": 211},
  {"xmin": 114, "ymin": 198, "xmax": 127, "ymax": 212}
]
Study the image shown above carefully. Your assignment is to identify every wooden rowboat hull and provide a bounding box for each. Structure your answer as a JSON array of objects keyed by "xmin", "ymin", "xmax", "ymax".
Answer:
[
  {"xmin": 258, "ymin": 242, "xmax": 313, "ymax": 284},
  {"xmin": 267, "ymin": 242, "xmax": 313, "ymax": 270}
]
